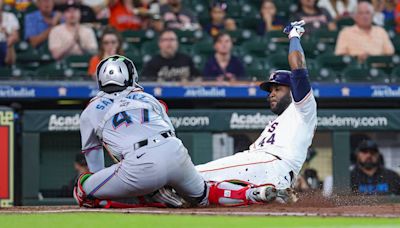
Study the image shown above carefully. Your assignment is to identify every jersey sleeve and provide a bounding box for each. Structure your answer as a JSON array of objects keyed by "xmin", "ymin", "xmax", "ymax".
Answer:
[
  {"xmin": 290, "ymin": 69, "xmax": 317, "ymax": 122},
  {"xmin": 80, "ymin": 108, "xmax": 104, "ymax": 172}
]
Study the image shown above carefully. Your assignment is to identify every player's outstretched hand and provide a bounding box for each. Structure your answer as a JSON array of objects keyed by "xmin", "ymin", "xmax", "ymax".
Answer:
[{"xmin": 283, "ymin": 20, "xmax": 305, "ymax": 39}]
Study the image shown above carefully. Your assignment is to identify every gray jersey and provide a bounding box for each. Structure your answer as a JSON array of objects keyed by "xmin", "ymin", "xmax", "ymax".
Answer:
[{"xmin": 80, "ymin": 88, "xmax": 174, "ymax": 172}]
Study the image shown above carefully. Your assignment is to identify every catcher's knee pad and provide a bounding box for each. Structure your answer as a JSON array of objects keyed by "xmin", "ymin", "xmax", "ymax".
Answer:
[
  {"xmin": 207, "ymin": 181, "xmax": 252, "ymax": 206},
  {"xmin": 73, "ymin": 172, "xmax": 102, "ymax": 208}
]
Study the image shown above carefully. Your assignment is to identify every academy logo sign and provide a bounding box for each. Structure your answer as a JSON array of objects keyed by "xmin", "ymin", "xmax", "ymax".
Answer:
[
  {"xmin": 48, "ymin": 114, "xmax": 80, "ymax": 131},
  {"xmin": 230, "ymin": 112, "xmax": 275, "ymax": 129}
]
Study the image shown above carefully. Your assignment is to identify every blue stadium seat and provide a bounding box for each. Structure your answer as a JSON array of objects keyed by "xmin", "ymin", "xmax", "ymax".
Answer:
[
  {"xmin": 342, "ymin": 66, "xmax": 390, "ymax": 83},
  {"xmin": 316, "ymin": 54, "xmax": 356, "ymax": 74}
]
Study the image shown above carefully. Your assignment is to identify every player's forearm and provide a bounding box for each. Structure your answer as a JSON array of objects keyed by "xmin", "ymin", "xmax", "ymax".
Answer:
[{"xmin": 288, "ymin": 37, "xmax": 306, "ymax": 70}]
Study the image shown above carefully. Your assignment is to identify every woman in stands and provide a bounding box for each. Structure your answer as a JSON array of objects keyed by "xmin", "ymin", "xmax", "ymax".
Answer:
[
  {"xmin": 292, "ymin": 0, "xmax": 337, "ymax": 33},
  {"xmin": 88, "ymin": 27, "xmax": 124, "ymax": 79},
  {"xmin": 257, "ymin": 0, "xmax": 286, "ymax": 36},
  {"xmin": 203, "ymin": 32, "xmax": 246, "ymax": 82}
]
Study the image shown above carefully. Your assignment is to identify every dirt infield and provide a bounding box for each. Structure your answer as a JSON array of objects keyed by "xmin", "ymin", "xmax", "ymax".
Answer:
[{"xmin": 2, "ymin": 195, "xmax": 400, "ymax": 218}]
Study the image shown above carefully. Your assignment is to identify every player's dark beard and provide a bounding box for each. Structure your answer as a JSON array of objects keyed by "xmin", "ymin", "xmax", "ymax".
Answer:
[
  {"xmin": 358, "ymin": 161, "xmax": 379, "ymax": 170},
  {"xmin": 269, "ymin": 93, "xmax": 292, "ymax": 115}
]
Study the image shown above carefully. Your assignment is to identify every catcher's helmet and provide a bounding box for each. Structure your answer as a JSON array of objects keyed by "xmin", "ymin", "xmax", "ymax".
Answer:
[
  {"xmin": 259, "ymin": 70, "xmax": 291, "ymax": 92},
  {"xmin": 96, "ymin": 55, "xmax": 142, "ymax": 93}
]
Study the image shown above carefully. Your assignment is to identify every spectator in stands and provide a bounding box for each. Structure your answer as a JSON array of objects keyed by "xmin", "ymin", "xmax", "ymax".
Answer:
[
  {"xmin": 24, "ymin": 0, "xmax": 62, "ymax": 48},
  {"xmin": 371, "ymin": 0, "xmax": 396, "ymax": 26},
  {"xmin": 351, "ymin": 140, "xmax": 400, "ymax": 195},
  {"xmin": 108, "ymin": 0, "xmax": 143, "ymax": 31},
  {"xmin": 204, "ymin": 1, "xmax": 236, "ymax": 37},
  {"xmin": 317, "ymin": 0, "xmax": 357, "ymax": 20},
  {"xmin": 257, "ymin": 0, "xmax": 286, "ymax": 36},
  {"xmin": 48, "ymin": 0, "xmax": 97, "ymax": 60},
  {"xmin": 397, "ymin": 1, "xmax": 400, "ymax": 33},
  {"xmin": 88, "ymin": 27, "xmax": 123, "ymax": 79},
  {"xmin": 335, "ymin": 1, "xmax": 394, "ymax": 63},
  {"xmin": 141, "ymin": 29, "xmax": 200, "ymax": 82},
  {"xmin": 160, "ymin": 0, "xmax": 200, "ymax": 31},
  {"xmin": 0, "ymin": 0, "xmax": 20, "ymax": 66},
  {"xmin": 292, "ymin": 0, "xmax": 337, "ymax": 33},
  {"xmin": 3, "ymin": 0, "xmax": 32, "ymax": 11},
  {"xmin": 56, "ymin": 0, "xmax": 97, "ymax": 23},
  {"xmin": 203, "ymin": 32, "xmax": 246, "ymax": 81},
  {"xmin": 81, "ymin": 0, "xmax": 109, "ymax": 19}
]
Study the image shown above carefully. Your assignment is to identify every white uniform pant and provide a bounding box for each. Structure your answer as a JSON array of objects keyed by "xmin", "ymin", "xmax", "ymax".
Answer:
[
  {"xmin": 196, "ymin": 150, "xmax": 295, "ymax": 189},
  {"xmin": 82, "ymin": 137, "xmax": 206, "ymax": 202}
]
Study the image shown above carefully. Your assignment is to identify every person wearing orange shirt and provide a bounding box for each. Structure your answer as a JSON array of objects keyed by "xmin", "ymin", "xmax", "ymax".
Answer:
[
  {"xmin": 88, "ymin": 27, "xmax": 124, "ymax": 79},
  {"xmin": 108, "ymin": 0, "xmax": 142, "ymax": 31}
]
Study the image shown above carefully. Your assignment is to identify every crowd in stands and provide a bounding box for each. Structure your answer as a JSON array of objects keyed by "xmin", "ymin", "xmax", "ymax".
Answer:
[{"xmin": 0, "ymin": 0, "xmax": 399, "ymax": 82}]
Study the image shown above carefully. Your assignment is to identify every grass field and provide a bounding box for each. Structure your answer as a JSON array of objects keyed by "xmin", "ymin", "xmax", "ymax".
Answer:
[{"xmin": 1, "ymin": 213, "xmax": 400, "ymax": 228}]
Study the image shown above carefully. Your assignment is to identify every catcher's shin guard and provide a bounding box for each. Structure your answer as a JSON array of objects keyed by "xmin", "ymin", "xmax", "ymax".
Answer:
[{"xmin": 73, "ymin": 172, "xmax": 103, "ymax": 208}]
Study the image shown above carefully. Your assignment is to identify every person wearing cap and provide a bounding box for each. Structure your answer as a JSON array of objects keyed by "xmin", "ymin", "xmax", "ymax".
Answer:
[
  {"xmin": 48, "ymin": 0, "xmax": 97, "ymax": 60},
  {"xmin": 203, "ymin": 1, "xmax": 236, "ymax": 37},
  {"xmin": 351, "ymin": 140, "xmax": 400, "ymax": 195},
  {"xmin": 196, "ymin": 21, "xmax": 317, "ymax": 203}
]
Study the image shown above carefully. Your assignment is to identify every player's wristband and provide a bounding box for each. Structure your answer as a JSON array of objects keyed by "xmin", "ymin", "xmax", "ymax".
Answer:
[{"xmin": 289, "ymin": 37, "xmax": 304, "ymax": 54}]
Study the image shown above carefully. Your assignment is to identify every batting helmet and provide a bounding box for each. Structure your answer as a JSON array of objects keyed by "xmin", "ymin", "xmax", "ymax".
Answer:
[
  {"xmin": 259, "ymin": 70, "xmax": 291, "ymax": 92},
  {"xmin": 96, "ymin": 55, "xmax": 142, "ymax": 93}
]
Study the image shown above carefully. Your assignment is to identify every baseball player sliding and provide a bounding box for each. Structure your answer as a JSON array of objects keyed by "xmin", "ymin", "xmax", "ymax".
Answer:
[
  {"xmin": 197, "ymin": 20, "xmax": 317, "ymax": 199},
  {"xmin": 74, "ymin": 55, "xmax": 287, "ymax": 208}
]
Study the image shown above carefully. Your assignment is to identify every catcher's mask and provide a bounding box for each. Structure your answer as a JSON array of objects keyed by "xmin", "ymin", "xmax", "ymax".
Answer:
[
  {"xmin": 260, "ymin": 70, "xmax": 291, "ymax": 92},
  {"xmin": 96, "ymin": 55, "xmax": 142, "ymax": 93}
]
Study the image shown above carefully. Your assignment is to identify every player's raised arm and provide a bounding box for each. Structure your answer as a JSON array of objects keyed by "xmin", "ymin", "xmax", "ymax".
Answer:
[{"xmin": 283, "ymin": 20, "xmax": 311, "ymax": 103}]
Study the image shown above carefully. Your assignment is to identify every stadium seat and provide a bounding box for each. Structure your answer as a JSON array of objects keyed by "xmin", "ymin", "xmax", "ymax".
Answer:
[
  {"xmin": 122, "ymin": 30, "xmax": 156, "ymax": 44},
  {"xmin": 311, "ymin": 29, "xmax": 338, "ymax": 45},
  {"xmin": 241, "ymin": 17, "xmax": 262, "ymax": 32},
  {"xmin": 392, "ymin": 35, "xmax": 400, "ymax": 54},
  {"xmin": 342, "ymin": 66, "xmax": 390, "ymax": 83},
  {"xmin": 179, "ymin": 44, "xmax": 193, "ymax": 55},
  {"xmin": 175, "ymin": 30, "xmax": 204, "ymax": 44},
  {"xmin": 337, "ymin": 18, "xmax": 354, "ymax": 29},
  {"xmin": 65, "ymin": 54, "xmax": 92, "ymax": 72},
  {"xmin": 140, "ymin": 40, "xmax": 159, "ymax": 59},
  {"xmin": 245, "ymin": 58, "xmax": 267, "ymax": 81},
  {"xmin": 226, "ymin": 3, "xmax": 242, "ymax": 19},
  {"xmin": 266, "ymin": 53, "xmax": 290, "ymax": 72},
  {"xmin": 192, "ymin": 40, "xmax": 214, "ymax": 56},
  {"xmin": 240, "ymin": 3, "xmax": 259, "ymax": 19},
  {"xmin": 227, "ymin": 29, "xmax": 256, "ymax": 45},
  {"xmin": 316, "ymin": 54, "xmax": 356, "ymax": 74},
  {"xmin": 391, "ymin": 66, "xmax": 400, "ymax": 83},
  {"xmin": 309, "ymin": 66, "xmax": 339, "ymax": 83},
  {"xmin": 365, "ymin": 55, "xmax": 399, "ymax": 75},
  {"xmin": 0, "ymin": 67, "xmax": 13, "ymax": 78},
  {"xmin": 241, "ymin": 40, "xmax": 269, "ymax": 58},
  {"xmin": 35, "ymin": 63, "xmax": 69, "ymax": 80},
  {"xmin": 264, "ymin": 30, "xmax": 288, "ymax": 44},
  {"xmin": 192, "ymin": 54, "xmax": 208, "ymax": 71}
]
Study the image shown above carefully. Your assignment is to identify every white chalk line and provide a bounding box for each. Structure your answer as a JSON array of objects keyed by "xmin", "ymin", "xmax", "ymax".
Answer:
[{"xmin": 0, "ymin": 209, "xmax": 399, "ymax": 218}]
